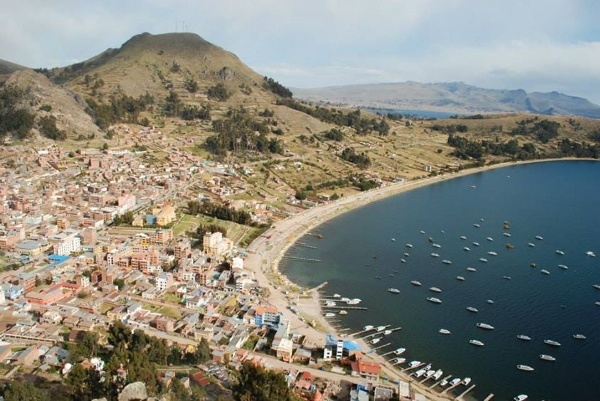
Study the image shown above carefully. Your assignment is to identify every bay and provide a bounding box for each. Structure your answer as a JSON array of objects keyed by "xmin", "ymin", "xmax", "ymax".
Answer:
[{"xmin": 280, "ymin": 160, "xmax": 600, "ymax": 401}]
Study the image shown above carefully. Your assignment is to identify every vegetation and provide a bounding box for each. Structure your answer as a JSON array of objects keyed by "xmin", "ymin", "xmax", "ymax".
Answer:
[
  {"xmin": 232, "ymin": 362, "xmax": 299, "ymax": 401},
  {"xmin": 510, "ymin": 117, "xmax": 560, "ymax": 143},
  {"xmin": 340, "ymin": 147, "xmax": 371, "ymax": 168},
  {"xmin": 39, "ymin": 116, "xmax": 67, "ymax": 140},
  {"xmin": 86, "ymin": 92, "xmax": 154, "ymax": 129},
  {"xmin": 324, "ymin": 128, "xmax": 344, "ymax": 141},
  {"xmin": 262, "ymin": 76, "xmax": 293, "ymax": 98},
  {"xmin": 207, "ymin": 83, "xmax": 231, "ymax": 101},
  {"xmin": 195, "ymin": 201, "xmax": 253, "ymax": 225},
  {"xmin": 430, "ymin": 123, "xmax": 468, "ymax": 134},
  {"xmin": 0, "ymin": 85, "xmax": 35, "ymax": 139}
]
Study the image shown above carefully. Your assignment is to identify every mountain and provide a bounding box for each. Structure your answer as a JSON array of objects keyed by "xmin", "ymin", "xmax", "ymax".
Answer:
[
  {"xmin": 292, "ymin": 81, "xmax": 600, "ymax": 119},
  {"xmin": 0, "ymin": 58, "xmax": 28, "ymax": 75}
]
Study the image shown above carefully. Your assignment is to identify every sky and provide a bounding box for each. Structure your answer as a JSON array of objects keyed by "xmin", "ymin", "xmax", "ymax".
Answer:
[{"xmin": 2, "ymin": 0, "xmax": 600, "ymax": 103}]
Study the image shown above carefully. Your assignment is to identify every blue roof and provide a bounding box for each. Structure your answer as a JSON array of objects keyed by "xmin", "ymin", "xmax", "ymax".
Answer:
[{"xmin": 325, "ymin": 334, "xmax": 362, "ymax": 351}]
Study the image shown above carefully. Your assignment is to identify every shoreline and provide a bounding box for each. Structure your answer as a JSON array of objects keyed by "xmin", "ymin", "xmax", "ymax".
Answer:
[{"xmin": 243, "ymin": 158, "xmax": 594, "ymax": 400}]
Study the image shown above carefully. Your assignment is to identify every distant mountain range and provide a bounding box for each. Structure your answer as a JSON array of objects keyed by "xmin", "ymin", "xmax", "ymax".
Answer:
[{"xmin": 292, "ymin": 81, "xmax": 600, "ymax": 119}]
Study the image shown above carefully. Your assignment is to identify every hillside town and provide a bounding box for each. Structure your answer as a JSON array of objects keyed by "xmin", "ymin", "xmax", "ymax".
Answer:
[{"xmin": 0, "ymin": 127, "xmax": 414, "ymax": 401}]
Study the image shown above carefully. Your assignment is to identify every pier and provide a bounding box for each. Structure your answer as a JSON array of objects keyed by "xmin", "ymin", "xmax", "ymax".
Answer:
[
  {"xmin": 322, "ymin": 306, "xmax": 368, "ymax": 311},
  {"xmin": 402, "ymin": 362, "xmax": 425, "ymax": 373},
  {"xmin": 430, "ymin": 375, "xmax": 452, "ymax": 389},
  {"xmin": 283, "ymin": 256, "xmax": 321, "ymax": 262},
  {"xmin": 455, "ymin": 384, "xmax": 476, "ymax": 400},
  {"xmin": 296, "ymin": 242, "xmax": 317, "ymax": 249},
  {"xmin": 482, "ymin": 394, "xmax": 494, "ymax": 401}
]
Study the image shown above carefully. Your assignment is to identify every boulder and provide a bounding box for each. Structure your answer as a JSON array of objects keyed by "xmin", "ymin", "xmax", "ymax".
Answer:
[{"xmin": 118, "ymin": 382, "xmax": 148, "ymax": 401}]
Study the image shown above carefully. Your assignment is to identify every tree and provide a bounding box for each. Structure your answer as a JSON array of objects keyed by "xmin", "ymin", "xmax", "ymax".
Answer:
[{"xmin": 232, "ymin": 362, "xmax": 296, "ymax": 401}]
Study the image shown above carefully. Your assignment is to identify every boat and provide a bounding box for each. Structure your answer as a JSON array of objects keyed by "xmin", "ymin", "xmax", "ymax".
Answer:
[
  {"xmin": 503, "ymin": 232, "xmax": 511, "ymax": 237},
  {"xmin": 432, "ymin": 243, "xmax": 442, "ymax": 248},
  {"xmin": 540, "ymin": 354, "xmax": 556, "ymax": 361},
  {"xmin": 472, "ymin": 241, "xmax": 480, "ymax": 247},
  {"xmin": 517, "ymin": 335, "xmax": 532, "ymax": 341},
  {"xmin": 479, "ymin": 258, "xmax": 488, "ymax": 263},
  {"xmin": 376, "ymin": 325, "xmax": 387, "ymax": 332},
  {"xmin": 517, "ymin": 364, "xmax": 534, "ymax": 371},
  {"xmin": 433, "ymin": 369, "xmax": 443, "ymax": 380},
  {"xmin": 541, "ymin": 269, "xmax": 550, "ymax": 275},
  {"xmin": 427, "ymin": 297, "xmax": 442, "ymax": 304},
  {"xmin": 514, "ymin": 395, "xmax": 528, "ymax": 401},
  {"xmin": 440, "ymin": 379, "xmax": 448, "ymax": 386},
  {"xmin": 466, "ymin": 307, "xmax": 479, "ymax": 313},
  {"xmin": 411, "ymin": 280, "xmax": 422, "ymax": 286},
  {"xmin": 449, "ymin": 378, "xmax": 461, "ymax": 386},
  {"xmin": 405, "ymin": 243, "xmax": 413, "ymax": 248},
  {"xmin": 528, "ymin": 242, "xmax": 535, "ymax": 247},
  {"xmin": 586, "ymin": 250, "xmax": 596, "ymax": 257},
  {"xmin": 370, "ymin": 337, "xmax": 381, "ymax": 344},
  {"xmin": 383, "ymin": 330, "xmax": 392, "ymax": 335},
  {"xmin": 414, "ymin": 368, "xmax": 426, "ymax": 378},
  {"xmin": 596, "ymin": 301, "xmax": 600, "ymax": 306},
  {"xmin": 375, "ymin": 276, "xmax": 381, "ymax": 279},
  {"xmin": 473, "ymin": 223, "xmax": 480, "ymax": 228},
  {"xmin": 363, "ymin": 325, "xmax": 374, "ymax": 331},
  {"xmin": 535, "ymin": 235, "xmax": 543, "ymax": 240},
  {"xmin": 487, "ymin": 251, "xmax": 498, "ymax": 256},
  {"xmin": 325, "ymin": 301, "xmax": 337, "ymax": 307},
  {"xmin": 467, "ymin": 267, "xmax": 477, "ymax": 272},
  {"xmin": 404, "ymin": 253, "xmax": 410, "ymax": 257},
  {"xmin": 400, "ymin": 259, "xmax": 406, "ymax": 263},
  {"xmin": 339, "ymin": 310, "xmax": 348, "ymax": 315},
  {"xmin": 476, "ymin": 322, "xmax": 495, "ymax": 330},
  {"xmin": 429, "ymin": 287, "xmax": 442, "ymax": 293},
  {"xmin": 460, "ymin": 236, "xmax": 467, "ymax": 240},
  {"xmin": 544, "ymin": 339, "xmax": 561, "ymax": 347},
  {"xmin": 420, "ymin": 230, "xmax": 426, "ymax": 234},
  {"xmin": 593, "ymin": 284, "xmax": 600, "ymax": 290},
  {"xmin": 333, "ymin": 294, "xmax": 341, "ymax": 298},
  {"xmin": 346, "ymin": 298, "xmax": 362, "ymax": 305},
  {"xmin": 462, "ymin": 377, "xmax": 472, "ymax": 385},
  {"xmin": 486, "ymin": 237, "xmax": 494, "ymax": 242},
  {"xmin": 442, "ymin": 259, "xmax": 452, "ymax": 265},
  {"xmin": 486, "ymin": 299, "xmax": 495, "ymax": 304},
  {"xmin": 426, "ymin": 370, "xmax": 435, "ymax": 378},
  {"xmin": 506, "ymin": 243, "xmax": 514, "ymax": 249},
  {"xmin": 573, "ymin": 334, "xmax": 587, "ymax": 340},
  {"xmin": 469, "ymin": 339, "xmax": 484, "ymax": 346},
  {"xmin": 393, "ymin": 347, "xmax": 406, "ymax": 355},
  {"xmin": 456, "ymin": 276, "xmax": 465, "ymax": 281},
  {"xmin": 558, "ymin": 264, "xmax": 569, "ymax": 270},
  {"xmin": 503, "ymin": 275, "xmax": 512, "ymax": 280},
  {"xmin": 530, "ymin": 262, "xmax": 537, "ymax": 267},
  {"xmin": 439, "ymin": 329, "xmax": 451, "ymax": 335},
  {"xmin": 463, "ymin": 247, "xmax": 471, "ymax": 252},
  {"xmin": 428, "ymin": 237, "xmax": 434, "ymax": 243},
  {"xmin": 391, "ymin": 238, "xmax": 396, "ymax": 242},
  {"xmin": 408, "ymin": 360, "xmax": 421, "ymax": 368},
  {"xmin": 388, "ymin": 288, "xmax": 400, "ymax": 294},
  {"xmin": 390, "ymin": 357, "xmax": 406, "ymax": 364},
  {"xmin": 555, "ymin": 250, "xmax": 565, "ymax": 255},
  {"xmin": 325, "ymin": 313, "xmax": 336, "ymax": 317},
  {"xmin": 431, "ymin": 253, "xmax": 440, "ymax": 258}
]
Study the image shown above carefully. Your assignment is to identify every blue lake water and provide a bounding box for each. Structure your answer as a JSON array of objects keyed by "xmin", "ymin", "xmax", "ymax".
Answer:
[{"xmin": 280, "ymin": 160, "xmax": 600, "ymax": 401}]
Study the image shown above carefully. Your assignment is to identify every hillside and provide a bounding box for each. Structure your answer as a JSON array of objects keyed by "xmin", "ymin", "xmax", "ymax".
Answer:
[
  {"xmin": 293, "ymin": 81, "xmax": 600, "ymax": 119},
  {"xmin": 0, "ymin": 58, "xmax": 28, "ymax": 75}
]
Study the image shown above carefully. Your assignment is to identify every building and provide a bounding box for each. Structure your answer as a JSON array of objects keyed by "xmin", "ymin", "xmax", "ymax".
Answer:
[
  {"xmin": 254, "ymin": 306, "xmax": 282, "ymax": 329},
  {"xmin": 156, "ymin": 272, "xmax": 173, "ymax": 292},
  {"xmin": 203, "ymin": 231, "xmax": 233, "ymax": 259},
  {"xmin": 49, "ymin": 229, "xmax": 81, "ymax": 256}
]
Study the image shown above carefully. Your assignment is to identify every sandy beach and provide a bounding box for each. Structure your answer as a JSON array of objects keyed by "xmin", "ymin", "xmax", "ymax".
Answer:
[{"xmin": 243, "ymin": 160, "xmax": 562, "ymax": 400}]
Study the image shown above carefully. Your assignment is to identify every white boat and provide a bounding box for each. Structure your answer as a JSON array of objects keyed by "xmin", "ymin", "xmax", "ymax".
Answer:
[
  {"xmin": 388, "ymin": 288, "xmax": 400, "ymax": 294},
  {"xmin": 390, "ymin": 357, "xmax": 406, "ymax": 364},
  {"xmin": 514, "ymin": 395, "xmax": 528, "ymax": 401},
  {"xmin": 517, "ymin": 334, "xmax": 532, "ymax": 341},
  {"xmin": 586, "ymin": 250, "xmax": 596, "ymax": 257},
  {"xmin": 411, "ymin": 280, "xmax": 422, "ymax": 286},
  {"xmin": 404, "ymin": 252, "xmax": 410, "ymax": 257},
  {"xmin": 433, "ymin": 369, "xmax": 443, "ymax": 380},
  {"xmin": 539, "ymin": 354, "xmax": 556, "ymax": 361},
  {"xmin": 456, "ymin": 276, "xmax": 465, "ymax": 281},
  {"xmin": 439, "ymin": 329, "xmax": 451, "ymax": 335},
  {"xmin": 593, "ymin": 284, "xmax": 600, "ymax": 290},
  {"xmin": 425, "ymin": 369, "xmax": 435, "ymax": 378},
  {"xmin": 427, "ymin": 297, "xmax": 442, "ymax": 304},
  {"xmin": 391, "ymin": 238, "xmax": 396, "ymax": 241},
  {"xmin": 517, "ymin": 364, "xmax": 534, "ymax": 371},
  {"xmin": 393, "ymin": 347, "xmax": 406, "ymax": 355},
  {"xmin": 370, "ymin": 337, "xmax": 381, "ymax": 344},
  {"xmin": 442, "ymin": 259, "xmax": 452, "ymax": 265},
  {"xmin": 473, "ymin": 223, "xmax": 480, "ymax": 228},
  {"xmin": 460, "ymin": 236, "xmax": 467, "ymax": 240},
  {"xmin": 432, "ymin": 243, "xmax": 442, "ymax": 248},
  {"xmin": 503, "ymin": 275, "xmax": 512, "ymax": 280},
  {"xmin": 431, "ymin": 253, "xmax": 440, "ymax": 258},
  {"xmin": 535, "ymin": 235, "xmax": 543, "ymax": 240},
  {"xmin": 346, "ymin": 298, "xmax": 362, "ymax": 305},
  {"xmin": 466, "ymin": 306, "xmax": 479, "ymax": 313},
  {"xmin": 440, "ymin": 379, "xmax": 448, "ymax": 386},
  {"xmin": 325, "ymin": 313, "xmax": 336, "ymax": 317},
  {"xmin": 487, "ymin": 251, "xmax": 498, "ymax": 256},
  {"xmin": 339, "ymin": 310, "xmax": 348, "ymax": 315},
  {"xmin": 476, "ymin": 322, "xmax": 495, "ymax": 330},
  {"xmin": 325, "ymin": 301, "xmax": 337, "ymax": 307},
  {"xmin": 472, "ymin": 241, "xmax": 480, "ymax": 246},
  {"xmin": 544, "ymin": 339, "xmax": 561, "ymax": 347},
  {"xmin": 595, "ymin": 301, "xmax": 600, "ymax": 306},
  {"xmin": 406, "ymin": 243, "xmax": 414, "ymax": 248},
  {"xmin": 449, "ymin": 378, "xmax": 461, "ymax": 386},
  {"xmin": 479, "ymin": 258, "xmax": 488, "ymax": 263},
  {"xmin": 400, "ymin": 259, "xmax": 406, "ymax": 263},
  {"xmin": 429, "ymin": 287, "xmax": 442, "ymax": 293},
  {"xmin": 420, "ymin": 230, "xmax": 426, "ymax": 234},
  {"xmin": 333, "ymin": 294, "xmax": 341, "ymax": 298},
  {"xmin": 558, "ymin": 264, "xmax": 569, "ymax": 270},
  {"xmin": 414, "ymin": 368, "xmax": 426, "ymax": 378},
  {"xmin": 486, "ymin": 299, "xmax": 495, "ymax": 304},
  {"xmin": 573, "ymin": 334, "xmax": 586, "ymax": 340},
  {"xmin": 528, "ymin": 242, "xmax": 535, "ymax": 247},
  {"xmin": 541, "ymin": 269, "xmax": 550, "ymax": 275},
  {"xmin": 462, "ymin": 377, "xmax": 472, "ymax": 385},
  {"xmin": 383, "ymin": 330, "xmax": 392, "ymax": 335},
  {"xmin": 376, "ymin": 325, "xmax": 387, "ymax": 332},
  {"xmin": 555, "ymin": 250, "xmax": 565, "ymax": 255},
  {"xmin": 486, "ymin": 237, "xmax": 494, "ymax": 242},
  {"xmin": 463, "ymin": 247, "xmax": 471, "ymax": 252},
  {"xmin": 503, "ymin": 232, "xmax": 511, "ymax": 237},
  {"xmin": 364, "ymin": 325, "xmax": 374, "ymax": 331},
  {"xmin": 469, "ymin": 339, "xmax": 484, "ymax": 346},
  {"xmin": 408, "ymin": 360, "xmax": 421, "ymax": 368},
  {"xmin": 467, "ymin": 267, "xmax": 477, "ymax": 272}
]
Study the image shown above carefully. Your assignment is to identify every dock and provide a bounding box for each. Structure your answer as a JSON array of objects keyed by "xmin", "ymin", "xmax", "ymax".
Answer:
[
  {"xmin": 441, "ymin": 381, "xmax": 461, "ymax": 395},
  {"xmin": 322, "ymin": 306, "xmax": 368, "ymax": 311},
  {"xmin": 402, "ymin": 362, "xmax": 425, "ymax": 373},
  {"xmin": 371, "ymin": 342, "xmax": 392, "ymax": 351},
  {"xmin": 283, "ymin": 256, "xmax": 321, "ymax": 262},
  {"xmin": 482, "ymin": 394, "xmax": 494, "ymax": 401},
  {"xmin": 430, "ymin": 375, "xmax": 452, "ymax": 389},
  {"xmin": 455, "ymin": 384, "xmax": 476, "ymax": 400}
]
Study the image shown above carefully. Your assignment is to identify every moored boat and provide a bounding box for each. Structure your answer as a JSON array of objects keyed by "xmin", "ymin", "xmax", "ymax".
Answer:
[
  {"xmin": 363, "ymin": 325, "xmax": 374, "ymax": 331},
  {"xmin": 541, "ymin": 269, "xmax": 550, "ymax": 275},
  {"xmin": 442, "ymin": 259, "xmax": 452, "ymax": 264},
  {"xmin": 466, "ymin": 306, "xmax": 479, "ymax": 313},
  {"xmin": 487, "ymin": 299, "xmax": 494, "ymax": 304},
  {"xmin": 479, "ymin": 258, "xmax": 488, "ymax": 263},
  {"xmin": 427, "ymin": 297, "xmax": 442, "ymax": 304},
  {"xmin": 383, "ymin": 330, "xmax": 392, "ymax": 335},
  {"xmin": 388, "ymin": 288, "xmax": 400, "ymax": 294},
  {"xmin": 462, "ymin": 377, "xmax": 472, "ymax": 385},
  {"xmin": 558, "ymin": 264, "xmax": 569, "ymax": 270},
  {"xmin": 325, "ymin": 313, "xmax": 336, "ymax": 317},
  {"xmin": 586, "ymin": 250, "xmax": 596, "ymax": 257},
  {"xmin": 544, "ymin": 339, "xmax": 561, "ymax": 347},
  {"xmin": 573, "ymin": 334, "xmax": 586, "ymax": 340},
  {"xmin": 449, "ymin": 378, "xmax": 461, "ymax": 386},
  {"xmin": 393, "ymin": 347, "xmax": 406, "ymax": 355},
  {"xmin": 370, "ymin": 337, "xmax": 381, "ymax": 344},
  {"xmin": 469, "ymin": 339, "xmax": 484, "ymax": 346},
  {"xmin": 460, "ymin": 235, "xmax": 467, "ymax": 240},
  {"xmin": 487, "ymin": 251, "xmax": 498, "ymax": 256},
  {"xmin": 503, "ymin": 232, "xmax": 511, "ymax": 237},
  {"xmin": 433, "ymin": 369, "xmax": 443, "ymax": 380},
  {"xmin": 486, "ymin": 237, "xmax": 494, "ymax": 242},
  {"xmin": 517, "ymin": 364, "xmax": 534, "ymax": 371},
  {"xmin": 439, "ymin": 329, "xmax": 451, "ymax": 335},
  {"xmin": 517, "ymin": 334, "xmax": 532, "ymax": 341},
  {"xmin": 503, "ymin": 275, "xmax": 512, "ymax": 280},
  {"xmin": 431, "ymin": 253, "xmax": 440, "ymax": 258},
  {"xmin": 593, "ymin": 284, "xmax": 600, "ymax": 290},
  {"xmin": 432, "ymin": 243, "xmax": 441, "ymax": 248},
  {"xmin": 408, "ymin": 360, "xmax": 421, "ymax": 368},
  {"xmin": 463, "ymin": 247, "xmax": 470, "ymax": 251},
  {"xmin": 429, "ymin": 287, "xmax": 442, "ymax": 293},
  {"xmin": 406, "ymin": 243, "xmax": 413, "ymax": 248},
  {"xmin": 476, "ymin": 322, "xmax": 495, "ymax": 330},
  {"xmin": 376, "ymin": 325, "xmax": 387, "ymax": 332},
  {"xmin": 535, "ymin": 235, "xmax": 543, "ymax": 240},
  {"xmin": 390, "ymin": 357, "xmax": 406, "ymax": 364},
  {"xmin": 528, "ymin": 242, "xmax": 535, "ymax": 247},
  {"xmin": 514, "ymin": 395, "xmax": 528, "ymax": 401},
  {"xmin": 556, "ymin": 250, "xmax": 565, "ymax": 255},
  {"xmin": 467, "ymin": 267, "xmax": 477, "ymax": 272},
  {"xmin": 540, "ymin": 354, "xmax": 556, "ymax": 361},
  {"xmin": 411, "ymin": 280, "xmax": 422, "ymax": 286},
  {"xmin": 472, "ymin": 241, "xmax": 480, "ymax": 246},
  {"xmin": 456, "ymin": 276, "xmax": 465, "ymax": 281}
]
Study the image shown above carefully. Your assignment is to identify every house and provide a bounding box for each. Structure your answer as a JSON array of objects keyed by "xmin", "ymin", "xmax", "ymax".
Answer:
[
  {"xmin": 350, "ymin": 355, "xmax": 381, "ymax": 380},
  {"xmin": 253, "ymin": 306, "xmax": 282, "ymax": 329},
  {"xmin": 15, "ymin": 345, "xmax": 39, "ymax": 366}
]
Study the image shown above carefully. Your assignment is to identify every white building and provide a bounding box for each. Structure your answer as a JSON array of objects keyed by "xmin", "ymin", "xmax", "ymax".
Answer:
[
  {"xmin": 156, "ymin": 272, "xmax": 173, "ymax": 291},
  {"xmin": 50, "ymin": 229, "xmax": 81, "ymax": 256}
]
